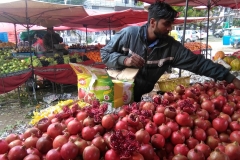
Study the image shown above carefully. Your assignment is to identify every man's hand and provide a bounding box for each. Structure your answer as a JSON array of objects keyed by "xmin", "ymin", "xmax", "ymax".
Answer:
[
  {"xmin": 233, "ymin": 78, "xmax": 240, "ymax": 89},
  {"xmin": 124, "ymin": 53, "xmax": 145, "ymax": 68}
]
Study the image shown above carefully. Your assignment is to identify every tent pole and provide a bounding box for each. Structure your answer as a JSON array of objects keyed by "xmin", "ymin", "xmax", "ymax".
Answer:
[
  {"xmin": 179, "ymin": 0, "xmax": 189, "ymax": 77},
  {"xmin": 83, "ymin": 24, "xmax": 88, "ymax": 46},
  {"xmin": 25, "ymin": 0, "xmax": 37, "ymax": 102},
  {"xmin": 14, "ymin": 23, "xmax": 18, "ymax": 48},
  {"xmin": 109, "ymin": 17, "xmax": 111, "ymax": 40},
  {"xmin": 205, "ymin": 0, "xmax": 211, "ymax": 59}
]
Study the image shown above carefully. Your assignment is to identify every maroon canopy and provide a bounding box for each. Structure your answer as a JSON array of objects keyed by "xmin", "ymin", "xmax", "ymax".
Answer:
[
  {"xmin": 140, "ymin": 0, "xmax": 240, "ymax": 8},
  {"xmin": 63, "ymin": 9, "xmax": 148, "ymax": 29}
]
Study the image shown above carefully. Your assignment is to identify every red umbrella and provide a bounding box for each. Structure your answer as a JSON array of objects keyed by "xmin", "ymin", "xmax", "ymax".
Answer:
[
  {"xmin": 140, "ymin": 0, "xmax": 240, "ymax": 8},
  {"xmin": 64, "ymin": 9, "xmax": 148, "ymax": 29}
]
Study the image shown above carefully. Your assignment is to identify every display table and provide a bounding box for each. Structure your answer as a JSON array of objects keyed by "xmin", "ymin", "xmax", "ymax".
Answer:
[
  {"xmin": 0, "ymin": 69, "xmax": 32, "ymax": 94},
  {"xmin": 34, "ymin": 64, "xmax": 77, "ymax": 85},
  {"xmin": 33, "ymin": 60, "xmax": 106, "ymax": 85}
]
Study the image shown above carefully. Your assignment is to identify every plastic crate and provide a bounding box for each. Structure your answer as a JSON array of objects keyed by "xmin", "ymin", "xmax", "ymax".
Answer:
[
  {"xmin": 0, "ymin": 32, "xmax": 8, "ymax": 42},
  {"xmin": 12, "ymin": 52, "xmax": 35, "ymax": 58},
  {"xmin": 157, "ymin": 76, "xmax": 190, "ymax": 92}
]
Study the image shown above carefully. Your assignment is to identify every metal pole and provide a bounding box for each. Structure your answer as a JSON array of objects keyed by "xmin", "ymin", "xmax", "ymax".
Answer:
[
  {"xmin": 14, "ymin": 24, "xmax": 18, "ymax": 48},
  {"xmin": 205, "ymin": 0, "xmax": 211, "ymax": 59},
  {"xmin": 179, "ymin": 0, "xmax": 189, "ymax": 77},
  {"xmin": 25, "ymin": 0, "xmax": 37, "ymax": 101},
  {"xmin": 109, "ymin": 17, "xmax": 111, "ymax": 40}
]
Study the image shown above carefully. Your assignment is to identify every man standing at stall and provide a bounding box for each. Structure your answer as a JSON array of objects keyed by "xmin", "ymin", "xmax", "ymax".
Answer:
[
  {"xmin": 100, "ymin": 1, "xmax": 240, "ymax": 102},
  {"xmin": 43, "ymin": 27, "xmax": 63, "ymax": 51}
]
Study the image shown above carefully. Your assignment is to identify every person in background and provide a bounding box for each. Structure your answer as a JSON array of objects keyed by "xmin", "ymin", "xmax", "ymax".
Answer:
[
  {"xmin": 100, "ymin": 1, "xmax": 240, "ymax": 102},
  {"xmin": 32, "ymin": 33, "xmax": 45, "ymax": 53},
  {"xmin": 43, "ymin": 27, "xmax": 63, "ymax": 51}
]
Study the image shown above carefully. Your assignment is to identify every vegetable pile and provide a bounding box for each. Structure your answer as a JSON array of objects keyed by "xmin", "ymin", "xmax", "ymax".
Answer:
[{"xmin": 1, "ymin": 80, "xmax": 240, "ymax": 159}]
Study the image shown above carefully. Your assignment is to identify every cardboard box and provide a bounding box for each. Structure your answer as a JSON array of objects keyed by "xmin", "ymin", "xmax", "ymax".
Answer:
[{"xmin": 112, "ymin": 79, "xmax": 134, "ymax": 108}]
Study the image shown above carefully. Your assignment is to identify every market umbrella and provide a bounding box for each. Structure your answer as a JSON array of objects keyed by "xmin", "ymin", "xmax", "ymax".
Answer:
[
  {"xmin": 63, "ymin": 9, "xmax": 148, "ymax": 40},
  {"xmin": 0, "ymin": 0, "xmax": 89, "ymax": 27},
  {"xmin": 140, "ymin": 0, "xmax": 240, "ymax": 8}
]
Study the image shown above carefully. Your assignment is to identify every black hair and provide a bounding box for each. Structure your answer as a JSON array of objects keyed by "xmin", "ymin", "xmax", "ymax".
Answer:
[{"xmin": 148, "ymin": 1, "xmax": 178, "ymax": 23}]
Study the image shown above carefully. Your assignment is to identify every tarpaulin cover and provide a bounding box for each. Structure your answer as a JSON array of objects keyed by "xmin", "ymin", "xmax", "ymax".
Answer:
[
  {"xmin": 34, "ymin": 64, "xmax": 77, "ymax": 85},
  {"xmin": 0, "ymin": 69, "xmax": 32, "ymax": 94},
  {"xmin": 140, "ymin": 0, "xmax": 240, "ymax": 8}
]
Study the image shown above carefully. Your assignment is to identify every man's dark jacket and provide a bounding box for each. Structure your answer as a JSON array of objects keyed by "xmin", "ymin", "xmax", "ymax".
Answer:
[{"xmin": 100, "ymin": 24, "xmax": 235, "ymax": 101}]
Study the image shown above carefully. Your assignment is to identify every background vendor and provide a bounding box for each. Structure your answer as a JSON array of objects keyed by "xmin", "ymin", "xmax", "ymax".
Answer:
[
  {"xmin": 32, "ymin": 33, "xmax": 45, "ymax": 53},
  {"xmin": 43, "ymin": 27, "xmax": 68, "ymax": 54}
]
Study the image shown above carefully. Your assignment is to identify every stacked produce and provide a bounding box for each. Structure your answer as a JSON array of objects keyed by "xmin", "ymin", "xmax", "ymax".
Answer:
[
  {"xmin": 1, "ymin": 80, "xmax": 240, "ymax": 159},
  {"xmin": 30, "ymin": 53, "xmax": 83, "ymax": 67},
  {"xmin": 0, "ymin": 56, "xmax": 29, "ymax": 75},
  {"xmin": 214, "ymin": 51, "xmax": 240, "ymax": 71},
  {"xmin": 0, "ymin": 42, "xmax": 15, "ymax": 49},
  {"xmin": 85, "ymin": 50, "xmax": 102, "ymax": 62},
  {"xmin": 184, "ymin": 42, "xmax": 212, "ymax": 52}
]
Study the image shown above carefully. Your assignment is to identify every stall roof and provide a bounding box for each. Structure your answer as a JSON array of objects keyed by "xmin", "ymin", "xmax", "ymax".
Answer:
[
  {"xmin": 141, "ymin": 0, "xmax": 240, "ymax": 8},
  {"xmin": 63, "ymin": 9, "xmax": 149, "ymax": 29},
  {"xmin": 0, "ymin": 0, "xmax": 88, "ymax": 27}
]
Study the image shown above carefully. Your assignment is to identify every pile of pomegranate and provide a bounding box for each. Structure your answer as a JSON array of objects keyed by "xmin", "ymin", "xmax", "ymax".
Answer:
[{"xmin": 1, "ymin": 80, "xmax": 240, "ymax": 160}]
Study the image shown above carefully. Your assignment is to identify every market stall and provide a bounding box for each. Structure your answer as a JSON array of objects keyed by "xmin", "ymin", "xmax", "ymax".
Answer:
[{"xmin": 0, "ymin": 69, "xmax": 31, "ymax": 94}]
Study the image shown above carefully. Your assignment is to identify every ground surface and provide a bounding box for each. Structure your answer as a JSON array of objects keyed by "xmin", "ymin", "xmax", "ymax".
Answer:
[{"xmin": 0, "ymin": 35, "xmax": 238, "ymax": 137}]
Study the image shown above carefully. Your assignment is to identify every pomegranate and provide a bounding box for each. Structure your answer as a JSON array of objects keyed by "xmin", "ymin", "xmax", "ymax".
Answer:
[
  {"xmin": 171, "ymin": 131, "xmax": 185, "ymax": 145},
  {"xmin": 81, "ymin": 126, "xmax": 97, "ymax": 141},
  {"xmin": 67, "ymin": 118, "xmax": 83, "ymax": 135},
  {"xmin": 91, "ymin": 136, "xmax": 107, "ymax": 153},
  {"xmin": 135, "ymin": 129, "xmax": 150, "ymax": 144},
  {"xmin": 145, "ymin": 121, "xmax": 157, "ymax": 136},
  {"xmin": 172, "ymin": 154, "xmax": 188, "ymax": 160},
  {"xmin": 206, "ymin": 135, "xmax": 220, "ymax": 150},
  {"xmin": 105, "ymin": 149, "xmax": 120, "ymax": 160},
  {"xmin": 36, "ymin": 135, "xmax": 53, "ymax": 154},
  {"xmin": 83, "ymin": 145, "xmax": 100, "ymax": 160},
  {"xmin": 102, "ymin": 114, "xmax": 115, "ymax": 129},
  {"xmin": 83, "ymin": 117, "xmax": 95, "ymax": 127},
  {"xmin": 208, "ymin": 148, "xmax": 230, "ymax": 160},
  {"xmin": 24, "ymin": 134, "xmax": 39, "ymax": 148},
  {"xmin": 175, "ymin": 111, "xmax": 192, "ymax": 127},
  {"xmin": 158, "ymin": 124, "xmax": 172, "ymax": 139},
  {"xmin": 36, "ymin": 118, "xmax": 51, "ymax": 132},
  {"xmin": 195, "ymin": 141, "xmax": 211, "ymax": 158},
  {"xmin": 93, "ymin": 124, "xmax": 105, "ymax": 135},
  {"xmin": 23, "ymin": 127, "xmax": 41, "ymax": 139},
  {"xmin": 173, "ymin": 144, "xmax": 189, "ymax": 156},
  {"xmin": 23, "ymin": 154, "xmax": 40, "ymax": 160},
  {"xmin": 27, "ymin": 147, "xmax": 42, "ymax": 158},
  {"xmin": 164, "ymin": 106, "xmax": 176, "ymax": 119},
  {"xmin": 5, "ymin": 133, "xmax": 20, "ymax": 144},
  {"xmin": 186, "ymin": 137, "xmax": 199, "ymax": 149},
  {"xmin": 225, "ymin": 141, "xmax": 240, "ymax": 160},
  {"xmin": 0, "ymin": 140, "xmax": 9, "ymax": 154},
  {"xmin": 47, "ymin": 122, "xmax": 63, "ymax": 139},
  {"xmin": 52, "ymin": 133, "xmax": 69, "ymax": 149},
  {"xmin": 187, "ymin": 148, "xmax": 205, "ymax": 160},
  {"xmin": 60, "ymin": 141, "xmax": 79, "ymax": 160},
  {"xmin": 46, "ymin": 148, "xmax": 62, "ymax": 160},
  {"xmin": 8, "ymin": 139, "xmax": 22, "ymax": 148},
  {"xmin": 74, "ymin": 139, "xmax": 89, "ymax": 154},
  {"xmin": 175, "ymin": 84, "xmax": 185, "ymax": 95},
  {"xmin": 76, "ymin": 111, "xmax": 88, "ymax": 121},
  {"xmin": 127, "ymin": 113, "xmax": 139, "ymax": 126},
  {"xmin": 163, "ymin": 92, "xmax": 175, "ymax": 103},
  {"xmin": 212, "ymin": 117, "xmax": 228, "ymax": 132},
  {"xmin": 8, "ymin": 145, "xmax": 28, "ymax": 160},
  {"xmin": 139, "ymin": 143, "xmax": 155, "ymax": 160},
  {"xmin": 193, "ymin": 127, "xmax": 206, "ymax": 142},
  {"xmin": 180, "ymin": 126, "xmax": 192, "ymax": 139},
  {"xmin": 153, "ymin": 112, "xmax": 165, "ymax": 126},
  {"xmin": 151, "ymin": 134, "xmax": 165, "ymax": 149}
]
